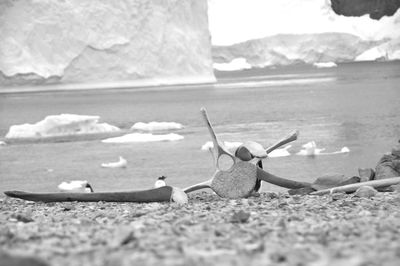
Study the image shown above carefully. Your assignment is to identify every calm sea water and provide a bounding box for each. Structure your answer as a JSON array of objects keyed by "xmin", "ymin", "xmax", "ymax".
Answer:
[{"xmin": 1, "ymin": 61, "xmax": 399, "ymax": 193}]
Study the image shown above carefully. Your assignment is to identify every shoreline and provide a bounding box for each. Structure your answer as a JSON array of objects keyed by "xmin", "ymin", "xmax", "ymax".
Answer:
[{"xmin": 1, "ymin": 191, "xmax": 399, "ymax": 266}]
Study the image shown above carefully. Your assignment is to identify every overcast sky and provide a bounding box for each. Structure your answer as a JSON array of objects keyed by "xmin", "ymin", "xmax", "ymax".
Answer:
[{"xmin": 208, "ymin": 0, "xmax": 400, "ymax": 45}]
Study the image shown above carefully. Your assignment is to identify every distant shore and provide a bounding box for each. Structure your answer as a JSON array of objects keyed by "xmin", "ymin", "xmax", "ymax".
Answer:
[{"xmin": 1, "ymin": 191, "xmax": 399, "ymax": 266}]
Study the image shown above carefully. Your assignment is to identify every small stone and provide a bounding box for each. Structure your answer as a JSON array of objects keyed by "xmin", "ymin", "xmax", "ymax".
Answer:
[
  {"xmin": 12, "ymin": 213, "xmax": 33, "ymax": 223},
  {"xmin": 354, "ymin": 186, "xmax": 378, "ymax": 198},
  {"xmin": 230, "ymin": 210, "xmax": 250, "ymax": 223}
]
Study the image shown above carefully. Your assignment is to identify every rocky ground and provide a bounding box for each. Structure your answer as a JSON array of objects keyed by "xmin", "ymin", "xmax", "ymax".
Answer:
[{"xmin": 1, "ymin": 191, "xmax": 400, "ymax": 266}]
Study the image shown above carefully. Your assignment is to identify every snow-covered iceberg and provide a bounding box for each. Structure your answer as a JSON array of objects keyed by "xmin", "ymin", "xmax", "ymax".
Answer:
[
  {"xmin": 0, "ymin": 0, "xmax": 215, "ymax": 89},
  {"xmin": 5, "ymin": 114, "xmax": 120, "ymax": 139},
  {"xmin": 213, "ymin": 33, "xmax": 381, "ymax": 68},
  {"xmin": 131, "ymin": 122, "xmax": 183, "ymax": 131},
  {"xmin": 102, "ymin": 133, "xmax": 184, "ymax": 143}
]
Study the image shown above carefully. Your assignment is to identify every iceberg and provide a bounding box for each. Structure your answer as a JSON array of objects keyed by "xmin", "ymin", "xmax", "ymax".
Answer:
[
  {"xmin": 313, "ymin": 62, "xmax": 338, "ymax": 68},
  {"xmin": 131, "ymin": 122, "xmax": 183, "ymax": 131},
  {"xmin": 0, "ymin": 0, "xmax": 215, "ymax": 89},
  {"xmin": 102, "ymin": 133, "xmax": 184, "ymax": 143},
  {"xmin": 213, "ymin": 33, "xmax": 381, "ymax": 68},
  {"xmin": 5, "ymin": 114, "xmax": 120, "ymax": 139},
  {"xmin": 213, "ymin": 58, "xmax": 252, "ymax": 71}
]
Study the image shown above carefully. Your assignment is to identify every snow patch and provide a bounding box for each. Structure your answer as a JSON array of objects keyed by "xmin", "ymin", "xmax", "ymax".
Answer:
[
  {"xmin": 5, "ymin": 114, "xmax": 120, "ymax": 139},
  {"xmin": 131, "ymin": 122, "xmax": 183, "ymax": 131},
  {"xmin": 102, "ymin": 133, "xmax": 184, "ymax": 143},
  {"xmin": 213, "ymin": 58, "xmax": 251, "ymax": 71},
  {"xmin": 313, "ymin": 62, "xmax": 337, "ymax": 68}
]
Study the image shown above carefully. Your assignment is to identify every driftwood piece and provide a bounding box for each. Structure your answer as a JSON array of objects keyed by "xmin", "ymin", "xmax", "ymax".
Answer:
[
  {"xmin": 310, "ymin": 177, "xmax": 400, "ymax": 195},
  {"xmin": 4, "ymin": 186, "xmax": 173, "ymax": 203}
]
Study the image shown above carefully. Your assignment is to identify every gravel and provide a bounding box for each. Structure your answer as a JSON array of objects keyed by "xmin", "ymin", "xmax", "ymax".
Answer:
[{"xmin": 1, "ymin": 191, "xmax": 400, "ymax": 266}]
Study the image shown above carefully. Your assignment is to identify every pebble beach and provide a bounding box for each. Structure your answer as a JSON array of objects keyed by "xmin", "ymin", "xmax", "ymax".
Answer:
[{"xmin": 1, "ymin": 191, "xmax": 400, "ymax": 266}]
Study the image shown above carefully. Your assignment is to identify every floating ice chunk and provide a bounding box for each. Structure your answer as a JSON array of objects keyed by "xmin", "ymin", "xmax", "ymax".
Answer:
[
  {"xmin": 213, "ymin": 58, "xmax": 251, "ymax": 71},
  {"xmin": 58, "ymin": 180, "xmax": 93, "ymax": 193},
  {"xmin": 313, "ymin": 62, "xmax": 337, "ymax": 68},
  {"xmin": 268, "ymin": 145, "xmax": 292, "ymax": 158},
  {"xmin": 340, "ymin": 147, "xmax": 350, "ymax": 153},
  {"xmin": 201, "ymin": 141, "xmax": 243, "ymax": 154},
  {"xmin": 297, "ymin": 141, "xmax": 325, "ymax": 156},
  {"xmin": 297, "ymin": 141, "xmax": 350, "ymax": 156},
  {"xmin": 328, "ymin": 146, "xmax": 350, "ymax": 155},
  {"xmin": 101, "ymin": 156, "xmax": 127, "ymax": 168},
  {"xmin": 5, "ymin": 114, "xmax": 120, "ymax": 139},
  {"xmin": 131, "ymin": 122, "xmax": 183, "ymax": 131},
  {"xmin": 102, "ymin": 133, "xmax": 184, "ymax": 143},
  {"xmin": 0, "ymin": 141, "xmax": 6, "ymax": 146}
]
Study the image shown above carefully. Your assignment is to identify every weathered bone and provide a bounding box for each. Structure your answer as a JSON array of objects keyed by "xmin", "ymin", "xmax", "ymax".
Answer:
[
  {"xmin": 4, "ymin": 187, "xmax": 174, "ymax": 203},
  {"xmin": 183, "ymin": 108, "xmax": 259, "ymax": 198}
]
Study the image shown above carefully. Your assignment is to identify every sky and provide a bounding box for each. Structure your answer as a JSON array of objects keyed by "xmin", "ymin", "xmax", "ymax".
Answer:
[{"xmin": 208, "ymin": 0, "xmax": 400, "ymax": 45}]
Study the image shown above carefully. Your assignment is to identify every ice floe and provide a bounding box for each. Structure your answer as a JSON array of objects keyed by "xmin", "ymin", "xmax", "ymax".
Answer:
[
  {"xmin": 297, "ymin": 141, "xmax": 350, "ymax": 156},
  {"xmin": 313, "ymin": 62, "xmax": 337, "ymax": 68},
  {"xmin": 5, "ymin": 114, "xmax": 120, "ymax": 139},
  {"xmin": 131, "ymin": 122, "xmax": 183, "ymax": 131},
  {"xmin": 102, "ymin": 133, "xmax": 184, "ymax": 143},
  {"xmin": 101, "ymin": 156, "xmax": 127, "ymax": 168}
]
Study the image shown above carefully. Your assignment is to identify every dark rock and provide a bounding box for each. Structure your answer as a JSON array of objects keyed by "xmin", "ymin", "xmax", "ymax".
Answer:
[
  {"xmin": 354, "ymin": 186, "xmax": 378, "ymax": 198},
  {"xmin": 311, "ymin": 173, "xmax": 359, "ymax": 190},
  {"xmin": 331, "ymin": 0, "xmax": 400, "ymax": 20},
  {"xmin": 375, "ymin": 154, "xmax": 400, "ymax": 180},
  {"xmin": 358, "ymin": 168, "xmax": 375, "ymax": 182},
  {"xmin": 0, "ymin": 251, "xmax": 49, "ymax": 266}
]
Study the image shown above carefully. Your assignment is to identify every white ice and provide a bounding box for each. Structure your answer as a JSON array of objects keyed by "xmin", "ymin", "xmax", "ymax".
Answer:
[
  {"xmin": 101, "ymin": 156, "xmax": 127, "ymax": 168},
  {"xmin": 131, "ymin": 122, "xmax": 183, "ymax": 131},
  {"xmin": 213, "ymin": 58, "xmax": 252, "ymax": 71},
  {"xmin": 5, "ymin": 114, "xmax": 120, "ymax": 139},
  {"xmin": 313, "ymin": 62, "xmax": 337, "ymax": 68},
  {"xmin": 297, "ymin": 141, "xmax": 350, "ymax": 156},
  {"xmin": 102, "ymin": 133, "xmax": 184, "ymax": 143}
]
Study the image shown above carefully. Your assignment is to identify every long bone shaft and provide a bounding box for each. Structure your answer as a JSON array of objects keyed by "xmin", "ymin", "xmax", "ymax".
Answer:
[
  {"xmin": 4, "ymin": 187, "xmax": 173, "ymax": 203},
  {"xmin": 266, "ymin": 130, "xmax": 299, "ymax": 154}
]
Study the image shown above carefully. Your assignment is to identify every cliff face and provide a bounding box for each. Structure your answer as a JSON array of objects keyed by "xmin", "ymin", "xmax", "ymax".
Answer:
[
  {"xmin": 331, "ymin": 0, "xmax": 400, "ymax": 20},
  {"xmin": 213, "ymin": 33, "xmax": 382, "ymax": 68},
  {"xmin": 0, "ymin": 0, "xmax": 215, "ymax": 88}
]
